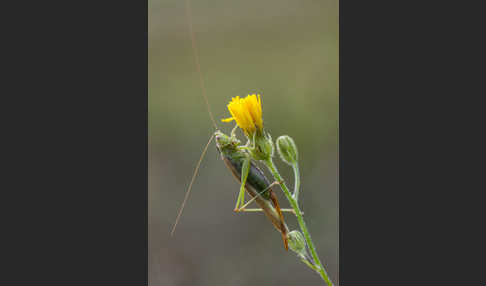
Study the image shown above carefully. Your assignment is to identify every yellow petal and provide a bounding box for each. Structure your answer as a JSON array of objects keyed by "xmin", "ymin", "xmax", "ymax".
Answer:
[
  {"xmin": 221, "ymin": 94, "xmax": 264, "ymax": 136},
  {"xmin": 221, "ymin": 117, "xmax": 235, "ymax": 122}
]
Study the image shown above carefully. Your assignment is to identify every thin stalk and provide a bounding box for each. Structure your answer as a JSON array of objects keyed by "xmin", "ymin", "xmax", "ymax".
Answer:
[
  {"xmin": 264, "ymin": 158, "xmax": 334, "ymax": 286},
  {"xmin": 292, "ymin": 163, "xmax": 300, "ymax": 201}
]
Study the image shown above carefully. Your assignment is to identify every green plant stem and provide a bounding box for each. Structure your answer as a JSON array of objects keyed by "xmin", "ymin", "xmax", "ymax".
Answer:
[
  {"xmin": 264, "ymin": 158, "xmax": 334, "ymax": 286},
  {"xmin": 292, "ymin": 163, "xmax": 300, "ymax": 201}
]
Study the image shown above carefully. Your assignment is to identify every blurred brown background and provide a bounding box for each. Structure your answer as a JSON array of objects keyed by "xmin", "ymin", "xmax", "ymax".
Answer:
[{"xmin": 149, "ymin": 0, "xmax": 338, "ymax": 285}]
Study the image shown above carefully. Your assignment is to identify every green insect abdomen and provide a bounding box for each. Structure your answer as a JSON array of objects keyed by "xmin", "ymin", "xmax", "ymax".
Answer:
[{"xmin": 224, "ymin": 155, "xmax": 272, "ymax": 201}]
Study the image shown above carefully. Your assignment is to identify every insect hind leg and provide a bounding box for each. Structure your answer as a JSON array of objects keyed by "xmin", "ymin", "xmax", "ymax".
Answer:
[
  {"xmin": 237, "ymin": 208, "xmax": 298, "ymax": 214},
  {"xmin": 234, "ymin": 180, "xmax": 280, "ymax": 212}
]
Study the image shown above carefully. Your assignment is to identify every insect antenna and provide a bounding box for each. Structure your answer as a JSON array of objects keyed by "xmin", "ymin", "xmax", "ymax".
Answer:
[
  {"xmin": 184, "ymin": 0, "xmax": 218, "ymax": 130},
  {"xmin": 170, "ymin": 133, "xmax": 215, "ymax": 236}
]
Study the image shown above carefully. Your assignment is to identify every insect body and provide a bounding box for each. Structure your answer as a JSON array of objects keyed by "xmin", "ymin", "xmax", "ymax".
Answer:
[
  {"xmin": 170, "ymin": 2, "xmax": 335, "ymax": 284},
  {"xmin": 215, "ymin": 130, "xmax": 289, "ymax": 250},
  {"xmin": 171, "ymin": 0, "xmax": 289, "ymax": 251},
  {"xmin": 171, "ymin": 129, "xmax": 291, "ymax": 251}
]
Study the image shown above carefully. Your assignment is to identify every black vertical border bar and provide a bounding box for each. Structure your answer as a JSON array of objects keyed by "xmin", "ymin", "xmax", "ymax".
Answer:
[
  {"xmin": 67, "ymin": 0, "xmax": 149, "ymax": 284},
  {"xmin": 338, "ymin": 0, "xmax": 467, "ymax": 284},
  {"xmin": 4, "ymin": 0, "xmax": 150, "ymax": 284},
  {"xmin": 340, "ymin": 0, "xmax": 393, "ymax": 284}
]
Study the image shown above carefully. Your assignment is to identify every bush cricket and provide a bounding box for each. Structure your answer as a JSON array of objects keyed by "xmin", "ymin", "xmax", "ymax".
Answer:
[
  {"xmin": 166, "ymin": 2, "xmax": 336, "ymax": 284},
  {"xmin": 170, "ymin": 0, "xmax": 292, "ymax": 251}
]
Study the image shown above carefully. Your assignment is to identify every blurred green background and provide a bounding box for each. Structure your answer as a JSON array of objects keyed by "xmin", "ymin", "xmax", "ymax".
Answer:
[{"xmin": 149, "ymin": 0, "xmax": 338, "ymax": 285}]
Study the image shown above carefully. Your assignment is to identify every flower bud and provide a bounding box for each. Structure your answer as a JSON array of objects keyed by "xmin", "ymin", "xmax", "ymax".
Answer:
[
  {"xmin": 251, "ymin": 132, "xmax": 274, "ymax": 161},
  {"xmin": 276, "ymin": 135, "xmax": 298, "ymax": 165},
  {"xmin": 288, "ymin": 230, "xmax": 306, "ymax": 256}
]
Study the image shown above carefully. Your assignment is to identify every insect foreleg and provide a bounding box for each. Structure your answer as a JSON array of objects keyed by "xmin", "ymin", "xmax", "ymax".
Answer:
[
  {"xmin": 233, "ymin": 155, "xmax": 250, "ymax": 211},
  {"xmin": 230, "ymin": 124, "xmax": 238, "ymax": 138}
]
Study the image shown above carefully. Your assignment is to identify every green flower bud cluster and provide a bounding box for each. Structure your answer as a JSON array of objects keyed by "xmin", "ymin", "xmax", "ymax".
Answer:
[
  {"xmin": 288, "ymin": 230, "xmax": 320, "ymax": 272},
  {"xmin": 251, "ymin": 131, "xmax": 274, "ymax": 161},
  {"xmin": 288, "ymin": 230, "xmax": 306, "ymax": 256},
  {"xmin": 276, "ymin": 135, "xmax": 298, "ymax": 165}
]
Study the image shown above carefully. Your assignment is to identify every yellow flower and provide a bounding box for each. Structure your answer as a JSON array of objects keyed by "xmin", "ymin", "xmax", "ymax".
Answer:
[{"xmin": 222, "ymin": 94, "xmax": 263, "ymax": 136}]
